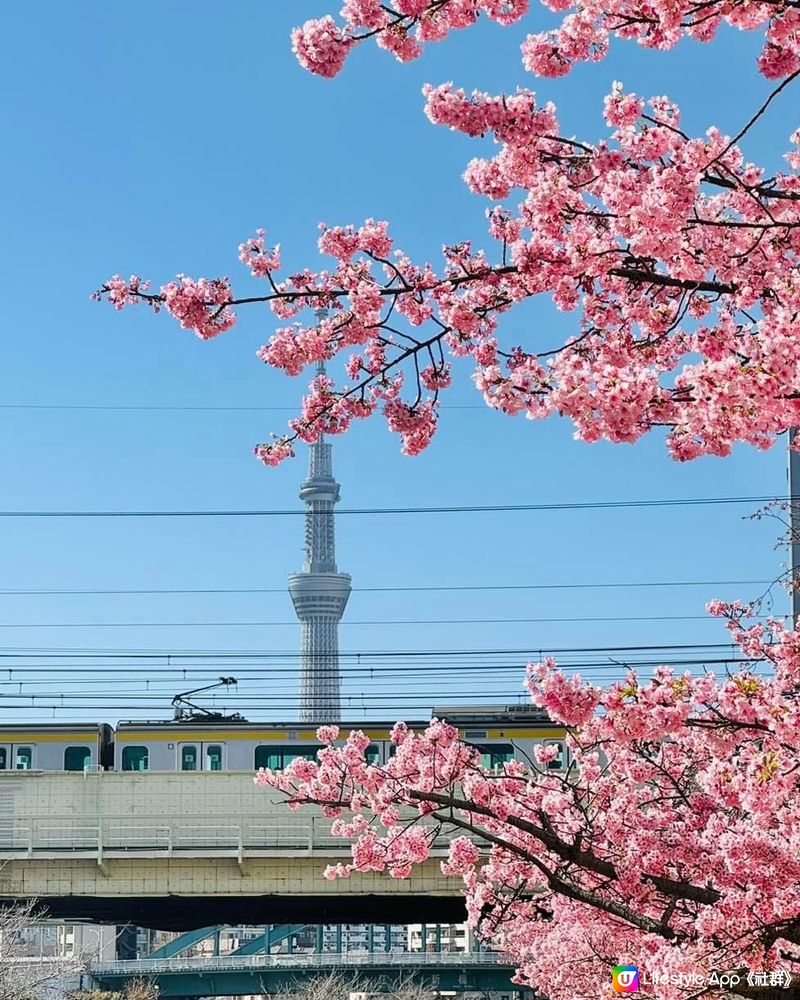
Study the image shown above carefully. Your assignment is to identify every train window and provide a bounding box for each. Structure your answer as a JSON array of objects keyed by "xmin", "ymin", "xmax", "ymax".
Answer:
[
  {"xmin": 473, "ymin": 743, "xmax": 515, "ymax": 770},
  {"xmin": 282, "ymin": 746, "xmax": 317, "ymax": 767},
  {"xmin": 64, "ymin": 746, "xmax": 91, "ymax": 771},
  {"xmin": 544, "ymin": 740, "xmax": 565, "ymax": 770},
  {"xmin": 181, "ymin": 746, "xmax": 198, "ymax": 771},
  {"xmin": 0, "ymin": 748, "xmax": 6, "ymax": 770},
  {"xmin": 122, "ymin": 746, "xmax": 149, "ymax": 772},
  {"xmin": 15, "ymin": 747, "xmax": 33, "ymax": 770},
  {"xmin": 365, "ymin": 745, "xmax": 380, "ymax": 764},
  {"xmin": 254, "ymin": 746, "xmax": 274, "ymax": 770},
  {"xmin": 254, "ymin": 745, "xmax": 317, "ymax": 770},
  {"xmin": 205, "ymin": 745, "xmax": 223, "ymax": 771}
]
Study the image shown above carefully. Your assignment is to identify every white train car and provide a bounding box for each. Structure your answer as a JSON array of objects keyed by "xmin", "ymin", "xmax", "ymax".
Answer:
[
  {"xmin": 113, "ymin": 708, "xmax": 569, "ymax": 773},
  {"xmin": 0, "ymin": 723, "xmax": 112, "ymax": 771},
  {"xmin": 435, "ymin": 705, "xmax": 570, "ymax": 772},
  {"xmin": 0, "ymin": 709, "xmax": 570, "ymax": 774}
]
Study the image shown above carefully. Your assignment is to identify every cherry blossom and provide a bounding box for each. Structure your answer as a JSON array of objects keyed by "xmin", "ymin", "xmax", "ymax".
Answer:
[
  {"xmin": 98, "ymin": 9, "xmax": 800, "ymax": 995},
  {"xmin": 291, "ymin": 16, "xmax": 352, "ymax": 79},
  {"xmin": 289, "ymin": 1, "xmax": 800, "ymax": 82},
  {"xmin": 160, "ymin": 276, "xmax": 235, "ymax": 341},
  {"xmin": 255, "ymin": 606, "xmax": 800, "ymax": 998},
  {"xmin": 96, "ymin": 78, "xmax": 800, "ymax": 465}
]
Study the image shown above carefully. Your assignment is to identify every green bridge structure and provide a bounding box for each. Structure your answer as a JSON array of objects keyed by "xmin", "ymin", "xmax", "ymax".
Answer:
[
  {"xmin": 89, "ymin": 924, "xmax": 525, "ymax": 998},
  {"xmin": 144, "ymin": 923, "xmax": 460, "ymax": 960},
  {"xmin": 90, "ymin": 952, "xmax": 520, "ymax": 998}
]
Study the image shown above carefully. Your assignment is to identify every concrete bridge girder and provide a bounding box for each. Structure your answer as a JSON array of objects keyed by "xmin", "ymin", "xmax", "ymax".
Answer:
[
  {"xmin": 0, "ymin": 772, "xmax": 466, "ymax": 928},
  {"xmin": 0, "ymin": 857, "xmax": 464, "ymax": 928}
]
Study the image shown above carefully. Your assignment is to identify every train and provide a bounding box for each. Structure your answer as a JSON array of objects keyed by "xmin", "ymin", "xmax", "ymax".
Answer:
[{"xmin": 0, "ymin": 705, "xmax": 569, "ymax": 774}]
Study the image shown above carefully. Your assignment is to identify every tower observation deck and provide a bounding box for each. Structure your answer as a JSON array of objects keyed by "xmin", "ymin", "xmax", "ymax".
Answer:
[{"xmin": 288, "ymin": 363, "xmax": 351, "ymax": 721}]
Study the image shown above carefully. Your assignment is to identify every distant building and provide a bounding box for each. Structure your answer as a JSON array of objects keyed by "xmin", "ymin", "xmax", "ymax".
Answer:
[{"xmin": 10, "ymin": 921, "xmax": 116, "ymax": 962}]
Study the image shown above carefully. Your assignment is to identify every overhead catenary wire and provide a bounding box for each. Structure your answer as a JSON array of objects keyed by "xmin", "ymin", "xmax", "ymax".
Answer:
[
  {"xmin": 0, "ymin": 641, "xmax": 750, "ymax": 659},
  {"xmin": 0, "ymin": 662, "xmax": 771, "ymax": 697},
  {"xmin": 0, "ymin": 660, "xmax": 768, "ymax": 697},
  {"xmin": 0, "ymin": 406, "xmax": 780, "ymax": 716},
  {"xmin": 0, "ymin": 640, "xmax": 752, "ymax": 671},
  {"xmin": 0, "ymin": 497, "xmax": 781, "ymax": 517},
  {"xmin": 0, "ymin": 636, "xmax": 769, "ymax": 712},
  {"xmin": 0, "ymin": 672, "xmax": 775, "ymax": 710},
  {"xmin": 0, "ymin": 640, "xmax": 766, "ymax": 712},
  {"xmin": 0, "ymin": 654, "xmax": 762, "ymax": 678}
]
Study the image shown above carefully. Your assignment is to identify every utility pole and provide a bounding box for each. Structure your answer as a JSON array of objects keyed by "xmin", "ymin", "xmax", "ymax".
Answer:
[{"xmin": 789, "ymin": 429, "xmax": 800, "ymax": 626}]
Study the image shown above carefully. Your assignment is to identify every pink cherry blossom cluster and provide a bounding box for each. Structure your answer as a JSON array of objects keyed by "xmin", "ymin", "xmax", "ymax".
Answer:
[
  {"xmin": 291, "ymin": 16, "xmax": 352, "ymax": 79},
  {"xmin": 252, "ymin": 438, "xmax": 295, "ymax": 467},
  {"xmin": 93, "ymin": 274, "xmax": 150, "ymax": 310},
  {"xmin": 292, "ymin": 2, "xmax": 531, "ymax": 78},
  {"xmin": 94, "ymin": 273, "xmax": 235, "ymax": 340},
  {"xmin": 97, "ymin": 81, "xmax": 800, "ymax": 465},
  {"xmin": 292, "ymin": 0, "xmax": 800, "ymax": 81},
  {"xmin": 160, "ymin": 276, "xmax": 236, "ymax": 340},
  {"xmin": 256, "ymin": 605, "xmax": 800, "ymax": 998},
  {"xmin": 239, "ymin": 229, "xmax": 281, "ymax": 278}
]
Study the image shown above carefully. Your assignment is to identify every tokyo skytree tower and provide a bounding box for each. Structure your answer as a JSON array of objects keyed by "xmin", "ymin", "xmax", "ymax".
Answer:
[{"xmin": 288, "ymin": 362, "xmax": 352, "ymax": 722}]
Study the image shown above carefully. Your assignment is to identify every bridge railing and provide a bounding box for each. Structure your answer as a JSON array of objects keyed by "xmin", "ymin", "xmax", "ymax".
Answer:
[
  {"xmin": 0, "ymin": 813, "xmax": 457, "ymax": 858},
  {"xmin": 92, "ymin": 952, "xmax": 506, "ymax": 977}
]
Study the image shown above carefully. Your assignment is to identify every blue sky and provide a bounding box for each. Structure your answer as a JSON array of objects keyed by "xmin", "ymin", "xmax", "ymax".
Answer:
[{"xmin": 0, "ymin": 2, "xmax": 794, "ymax": 722}]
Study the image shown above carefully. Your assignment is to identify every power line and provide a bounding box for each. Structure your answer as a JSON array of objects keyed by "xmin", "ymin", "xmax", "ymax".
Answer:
[
  {"xmin": 0, "ymin": 653, "xmax": 758, "ymax": 675},
  {"xmin": 0, "ymin": 662, "xmax": 768, "ymax": 696},
  {"xmin": 0, "ymin": 614, "xmax": 773, "ymax": 627},
  {"xmin": 0, "ymin": 641, "xmax": 742, "ymax": 658},
  {"xmin": 0, "ymin": 578, "xmax": 772, "ymax": 596},
  {"xmin": 0, "ymin": 704, "xmax": 521, "ymax": 711},
  {"xmin": 0, "ymin": 613, "xmax": 774, "ymax": 629},
  {"xmin": 0, "ymin": 671, "xmax": 772, "ymax": 708},
  {"xmin": 0, "ymin": 658, "xmax": 751, "ymax": 674},
  {"xmin": 0, "ymin": 497, "xmax": 780, "ymax": 518}
]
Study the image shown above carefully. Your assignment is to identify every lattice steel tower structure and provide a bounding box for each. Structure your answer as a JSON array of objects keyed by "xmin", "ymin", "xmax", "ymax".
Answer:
[{"xmin": 288, "ymin": 362, "xmax": 352, "ymax": 722}]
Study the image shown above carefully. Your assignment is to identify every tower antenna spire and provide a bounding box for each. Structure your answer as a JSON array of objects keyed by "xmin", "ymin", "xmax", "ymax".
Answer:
[{"xmin": 288, "ymin": 309, "xmax": 351, "ymax": 722}]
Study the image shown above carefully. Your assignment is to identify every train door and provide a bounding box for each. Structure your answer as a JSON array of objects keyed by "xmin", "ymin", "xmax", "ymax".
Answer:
[{"xmin": 178, "ymin": 742, "xmax": 225, "ymax": 771}]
